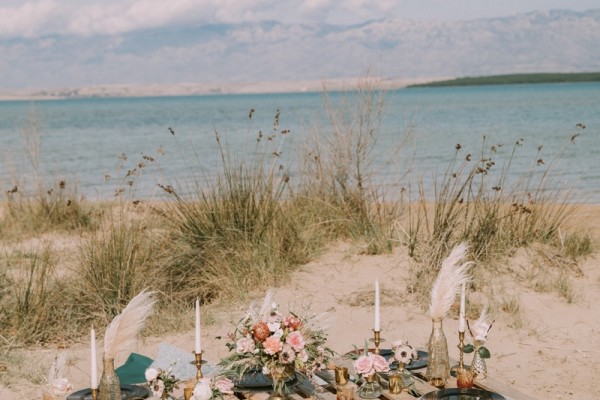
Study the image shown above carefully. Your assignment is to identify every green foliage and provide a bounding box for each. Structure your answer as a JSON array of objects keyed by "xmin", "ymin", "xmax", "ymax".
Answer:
[
  {"xmin": 76, "ymin": 211, "xmax": 159, "ymax": 321},
  {"xmin": 409, "ymin": 72, "xmax": 600, "ymax": 87}
]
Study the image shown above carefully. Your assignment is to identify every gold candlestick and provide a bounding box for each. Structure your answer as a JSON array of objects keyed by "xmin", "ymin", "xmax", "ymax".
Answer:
[
  {"xmin": 451, "ymin": 330, "xmax": 466, "ymax": 376},
  {"xmin": 370, "ymin": 330, "xmax": 385, "ymax": 355},
  {"xmin": 194, "ymin": 352, "xmax": 204, "ymax": 380},
  {"xmin": 458, "ymin": 331, "xmax": 465, "ymax": 369},
  {"xmin": 91, "ymin": 388, "xmax": 98, "ymax": 400}
]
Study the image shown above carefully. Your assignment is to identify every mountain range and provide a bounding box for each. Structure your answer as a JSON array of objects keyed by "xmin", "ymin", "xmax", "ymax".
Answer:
[{"xmin": 1, "ymin": 8, "xmax": 599, "ymax": 94}]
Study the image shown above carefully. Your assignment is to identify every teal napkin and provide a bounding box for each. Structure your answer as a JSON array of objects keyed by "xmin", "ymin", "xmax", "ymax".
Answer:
[{"xmin": 115, "ymin": 353, "xmax": 154, "ymax": 385}]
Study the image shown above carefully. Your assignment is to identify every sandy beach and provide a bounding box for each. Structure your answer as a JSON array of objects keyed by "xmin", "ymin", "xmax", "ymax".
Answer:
[
  {"xmin": 0, "ymin": 77, "xmax": 452, "ymax": 101},
  {"xmin": 1, "ymin": 203, "xmax": 599, "ymax": 400}
]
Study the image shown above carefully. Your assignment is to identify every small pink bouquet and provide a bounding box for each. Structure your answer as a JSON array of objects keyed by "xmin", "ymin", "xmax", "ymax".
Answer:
[{"xmin": 353, "ymin": 353, "xmax": 390, "ymax": 378}]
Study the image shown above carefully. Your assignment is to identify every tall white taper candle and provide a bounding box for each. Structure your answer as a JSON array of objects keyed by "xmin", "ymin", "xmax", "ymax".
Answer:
[
  {"xmin": 91, "ymin": 325, "xmax": 98, "ymax": 389},
  {"xmin": 459, "ymin": 282, "xmax": 466, "ymax": 333},
  {"xmin": 374, "ymin": 279, "xmax": 381, "ymax": 331},
  {"xmin": 195, "ymin": 298, "xmax": 202, "ymax": 353}
]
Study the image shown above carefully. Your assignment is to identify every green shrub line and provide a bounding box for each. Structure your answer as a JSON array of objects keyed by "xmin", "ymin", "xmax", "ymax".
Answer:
[{"xmin": 408, "ymin": 72, "xmax": 600, "ymax": 87}]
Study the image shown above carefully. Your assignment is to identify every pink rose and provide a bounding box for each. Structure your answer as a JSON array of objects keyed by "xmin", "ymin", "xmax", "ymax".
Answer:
[
  {"xmin": 354, "ymin": 355, "xmax": 374, "ymax": 376},
  {"xmin": 236, "ymin": 336, "xmax": 256, "ymax": 353},
  {"xmin": 263, "ymin": 335, "xmax": 283, "ymax": 355},
  {"xmin": 285, "ymin": 331, "xmax": 305, "ymax": 352},
  {"xmin": 371, "ymin": 354, "xmax": 390, "ymax": 373},
  {"xmin": 214, "ymin": 377, "xmax": 234, "ymax": 394}
]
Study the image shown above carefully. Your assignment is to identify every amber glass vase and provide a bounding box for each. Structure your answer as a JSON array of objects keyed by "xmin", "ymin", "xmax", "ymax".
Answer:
[
  {"xmin": 425, "ymin": 318, "xmax": 449, "ymax": 388},
  {"xmin": 98, "ymin": 358, "xmax": 121, "ymax": 400}
]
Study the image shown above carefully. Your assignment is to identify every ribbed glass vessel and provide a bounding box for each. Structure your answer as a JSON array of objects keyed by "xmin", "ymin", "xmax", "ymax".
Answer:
[
  {"xmin": 357, "ymin": 374, "xmax": 382, "ymax": 399},
  {"xmin": 426, "ymin": 318, "xmax": 449, "ymax": 388},
  {"xmin": 472, "ymin": 341, "xmax": 488, "ymax": 379},
  {"xmin": 98, "ymin": 358, "xmax": 122, "ymax": 400}
]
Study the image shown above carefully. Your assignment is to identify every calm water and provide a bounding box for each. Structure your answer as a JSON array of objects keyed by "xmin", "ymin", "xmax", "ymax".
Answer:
[{"xmin": 1, "ymin": 82, "xmax": 599, "ymax": 202}]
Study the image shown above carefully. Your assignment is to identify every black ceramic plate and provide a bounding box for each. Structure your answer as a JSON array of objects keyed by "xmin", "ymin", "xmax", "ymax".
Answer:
[
  {"xmin": 234, "ymin": 369, "xmax": 297, "ymax": 390},
  {"xmin": 419, "ymin": 388, "xmax": 506, "ymax": 399},
  {"xmin": 66, "ymin": 385, "xmax": 150, "ymax": 400},
  {"xmin": 345, "ymin": 348, "xmax": 428, "ymax": 370}
]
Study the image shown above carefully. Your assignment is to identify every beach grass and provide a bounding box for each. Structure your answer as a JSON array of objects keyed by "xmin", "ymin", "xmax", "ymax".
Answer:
[{"xmin": 0, "ymin": 87, "xmax": 593, "ymax": 351}]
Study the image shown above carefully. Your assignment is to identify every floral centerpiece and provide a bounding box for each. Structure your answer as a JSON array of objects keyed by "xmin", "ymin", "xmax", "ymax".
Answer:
[
  {"xmin": 191, "ymin": 375, "xmax": 235, "ymax": 400},
  {"xmin": 145, "ymin": 363, "xmax": 180, "ymax": 399},
  {"xmin": 219, "ymin": 292, "xmax": 333, "ymax": 399}
]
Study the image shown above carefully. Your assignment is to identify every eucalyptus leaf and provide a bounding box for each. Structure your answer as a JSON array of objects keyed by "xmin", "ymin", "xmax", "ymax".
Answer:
[
  {"xmin": 463, "ymin": 344, "xmax": 474, "ymax": 353},
  {"xmin": 478, "ymin": 346, "xmax": 491, "ymax": 359}
]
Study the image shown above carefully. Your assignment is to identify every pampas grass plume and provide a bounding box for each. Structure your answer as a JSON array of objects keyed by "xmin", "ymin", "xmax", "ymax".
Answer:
[
  {"xmin": 429, "ymin": 243, "xmax": 472, "ymax": 320},
  {"xmin": 103, "ymin": 289, "xmax": 156, "ymax": 360}
]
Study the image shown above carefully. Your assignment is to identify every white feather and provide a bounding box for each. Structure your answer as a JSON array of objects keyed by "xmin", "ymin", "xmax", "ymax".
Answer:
[
  {"xmin": 428, "ymin": 243, "xmax": 472, "ymax": 320},
  {"xmin": 103, "ymin": 289, "xmax": 156, "ymax": 360}
]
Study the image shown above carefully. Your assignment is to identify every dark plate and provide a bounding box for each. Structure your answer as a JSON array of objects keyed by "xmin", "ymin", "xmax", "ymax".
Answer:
[
  {"xmin": 344, "ymin": 348, "xmax": 428, "ymax": 370},
  {"xmin": 235, "ymin": 369, "xmax": 297, "ymax": 390},
  {"xmin": 66, "ymin": 385, "xmax": 150, "ymax": 400},
  {"xmin": 420, "ymin": 388, "xmax": 506, "ymax": 399}
]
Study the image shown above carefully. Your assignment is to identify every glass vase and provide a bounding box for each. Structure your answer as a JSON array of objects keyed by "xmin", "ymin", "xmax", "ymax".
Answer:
[
  {"xmin": 472, "ymin": 342, "xmax": 488, "ymax": 379},
  {"xmin": 98, "ymin": 358, "xmax": 121, "ymax": 400},
  {"xmin": 267, "ymin": 365, "xmax": 294, "ymax": 400},
  {"xmin": 426, "ymin": 318, "xmax": 449, "ymax": 388},
  {"xmin": 358, "ymin": 374, "xmax": 382, "ymax": 399}
]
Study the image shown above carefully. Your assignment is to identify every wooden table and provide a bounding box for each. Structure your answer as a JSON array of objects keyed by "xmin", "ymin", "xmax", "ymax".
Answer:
[{"xmin": 231, "ymin": 355, "xmax": 538, "ymax": 400}]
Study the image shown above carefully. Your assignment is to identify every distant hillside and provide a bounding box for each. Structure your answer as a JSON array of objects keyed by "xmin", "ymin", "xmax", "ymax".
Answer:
[{"xmin": 407, "ymin": 72, "xmax": 600, "ymax": 87}]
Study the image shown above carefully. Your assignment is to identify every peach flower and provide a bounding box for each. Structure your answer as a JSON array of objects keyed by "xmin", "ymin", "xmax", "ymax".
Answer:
[
  {"xmin": 263, "ymin": 336, "xmax": 283, "ymax": 355},
  {"xmin": 253, "ymin": 322, "xmax": 270, "ymax": 341}
]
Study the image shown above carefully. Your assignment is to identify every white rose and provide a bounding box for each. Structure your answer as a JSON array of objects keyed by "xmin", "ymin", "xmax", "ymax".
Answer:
[
  {"xmin": 236, "ymin": 337, "xmax": 256, "ymax": 353},
  {"xmin": 193, "ymin": 379, "xmax": 213, "ymax": 400},
  {"xmin": 145, "ymin": 367, "xmax": 159, "ymax": 382}
]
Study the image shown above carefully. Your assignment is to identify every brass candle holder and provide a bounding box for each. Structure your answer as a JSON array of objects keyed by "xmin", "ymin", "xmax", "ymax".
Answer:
[
  {"xmin": 458, "ymin": 331, "xmax": 465, "ymax": 369},
  {"xmin": 91, "ymin": 388, "xmax": 98, "ymax": 400},
  {"xmin": 450, "ymin": 331, "xmax": 465, "ymax": 376},
  {"xmin": 194, "ymin": 352, "xmax": 204, "ymax": 380},
  {"xmin": 370, "ymin": 330, "xmax": 385, "ymax": 355}
]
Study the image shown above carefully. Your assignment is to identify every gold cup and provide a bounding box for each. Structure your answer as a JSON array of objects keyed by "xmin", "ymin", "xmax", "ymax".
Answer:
[
  {"xmin": 184, "ymin": 387, "xmax": 194, "ymax": 400},
  {"xmin": 388, "ymin": 371, "xmax": 403, "ymax": 394}
]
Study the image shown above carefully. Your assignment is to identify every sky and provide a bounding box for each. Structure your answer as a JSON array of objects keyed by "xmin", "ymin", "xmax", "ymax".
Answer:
[
  {"xmin": 1, "ymin": 0, "xmax": 599, "ymax": 91},
  {"xmin": 1, "ymin": 0, "xmax": 598, "ymax": 39}
]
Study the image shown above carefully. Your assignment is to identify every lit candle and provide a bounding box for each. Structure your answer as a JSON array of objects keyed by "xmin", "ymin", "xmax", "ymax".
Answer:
[
  {"xmin": 195, "ymin": 298, "xmax": 202, "ymax": 353},
  {"xmin": 91, "ymin": 325, "xmax": 98, "ymax": 389},
  {"xmin": 459, "ymin": 283, "xmax": 466, "ymax": 333},
  {"xmin": 374, "ymin": 279, "xmax": 381, "ymax": 331}
]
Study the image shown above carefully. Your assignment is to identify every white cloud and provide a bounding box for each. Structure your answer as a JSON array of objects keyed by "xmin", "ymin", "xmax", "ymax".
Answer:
[
  {"xmin": 0, "ymin": 0, "xmax": 58, "ymax": 38},
  {"xmin": 0, "ymin": 0, "xmax": 598, "ymax": 39}
]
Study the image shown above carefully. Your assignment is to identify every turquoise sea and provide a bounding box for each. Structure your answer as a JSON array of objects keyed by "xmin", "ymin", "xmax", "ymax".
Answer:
[{"xmin": 1, "ymin": 82, "xmax": 599, "ymax": 202}]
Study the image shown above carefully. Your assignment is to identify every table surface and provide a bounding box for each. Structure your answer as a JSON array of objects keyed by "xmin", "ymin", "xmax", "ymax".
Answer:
[{"xmin": 229, "ymin": 354, "xmax": 538, "ymax": 400}]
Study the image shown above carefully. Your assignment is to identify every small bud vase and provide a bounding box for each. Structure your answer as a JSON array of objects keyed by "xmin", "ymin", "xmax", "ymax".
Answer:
[
  {"xmin": 472, "ymin": 341, "xmax": 488, "ymax": 379},
  {"xmin": 358, "ymin": 374, "xmax": 382, "ymax": 399},
  {"xmin": 98, "ymin": 358, "xmax": 121, "ymax": 400},
  {"xmin": 426, "ymin": 318, "xmax": 449, "ymax": 388}
]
